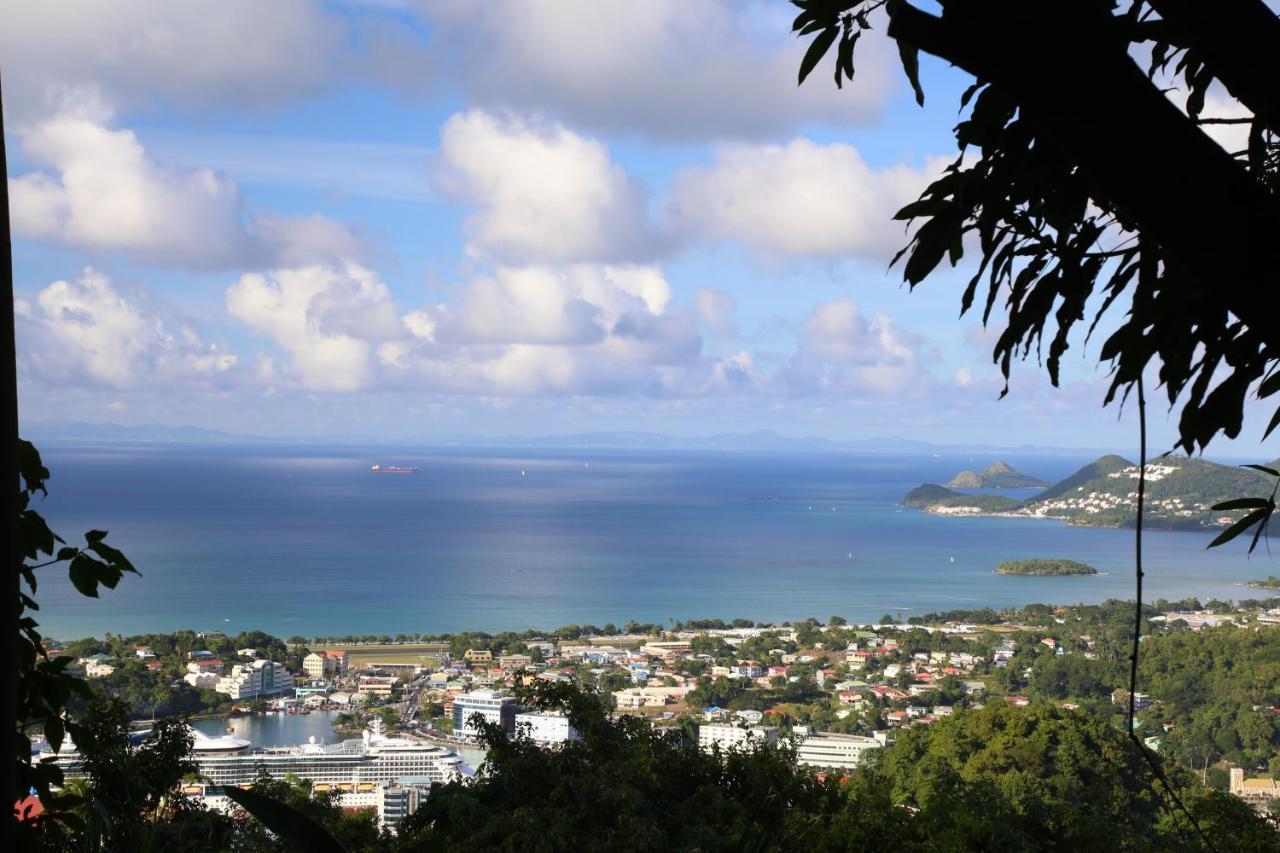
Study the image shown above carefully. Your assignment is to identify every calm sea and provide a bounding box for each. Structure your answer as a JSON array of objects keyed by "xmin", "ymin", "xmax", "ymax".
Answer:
[{"xmin": 28, "ymin": 443, "xmax": 1268, "ymax": 640}]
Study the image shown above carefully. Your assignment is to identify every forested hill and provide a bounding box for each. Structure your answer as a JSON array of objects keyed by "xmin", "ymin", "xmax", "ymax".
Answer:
[{"xmin": 902, "ymin": 455, "xmax": 1275, "ymax": 530}]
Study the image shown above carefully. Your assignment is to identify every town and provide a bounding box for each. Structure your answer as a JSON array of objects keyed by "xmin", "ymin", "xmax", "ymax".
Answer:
[{"xmin": 42, "ymin": 594, "xmax": 1280, "ymax": 830}]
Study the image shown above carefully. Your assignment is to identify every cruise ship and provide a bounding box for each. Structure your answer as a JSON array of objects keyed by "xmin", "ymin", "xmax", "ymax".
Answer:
[
  {"xmin": 38, "ymin": 719, "xmax": 471, "ymax": 813},
  {"xmin": 370, "ymin": 464, "xmax": 417, "ymax": 473}
]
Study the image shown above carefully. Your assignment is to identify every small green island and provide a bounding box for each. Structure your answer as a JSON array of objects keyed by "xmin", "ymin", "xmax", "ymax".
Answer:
[
  {"xmin": 1246, "ymin": 576, "xmax": 1280, "ymax": 590},
  {"xmin": 994, "ymin": 559, "xmax": 1098, "ymax": 576}
]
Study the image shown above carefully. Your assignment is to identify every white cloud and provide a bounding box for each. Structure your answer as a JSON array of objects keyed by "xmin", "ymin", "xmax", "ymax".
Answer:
[
  {"xmin": 222, "ymin": 259, "xmax": 752, "ymax": 398},
  {"xmin": 438, "ymin": 110, "xmax": 660, "ymax": 264},
  {"xmin": 419, "ymin": 0, "xmax": 894, "ymax": 140},
  {"xmin": 226, "ymin": 265, "xmax": 399, "ymax": 392},
  {"xmin": 9, "ymin": 111, "xmax": 367, "ymax": 269},
  {"xmin": 784, "ymin": 297, "xmax": 922, "ymax": 396},
  {"xmin": 15, "ymin": 268, "xmax": 236, "ymax": 388},
  {"xmin": 669, "ymin": 139, "xmax": 943, "ymax": 260},
  {"xmin": 0, "ymin": 0, "xmax": 345, "ymax": 117}
]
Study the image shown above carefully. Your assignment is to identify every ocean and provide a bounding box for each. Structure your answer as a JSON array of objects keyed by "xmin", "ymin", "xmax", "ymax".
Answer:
[{"xmin": 27, "ymin": 443, "xmax": 1267, "ymax": 640}]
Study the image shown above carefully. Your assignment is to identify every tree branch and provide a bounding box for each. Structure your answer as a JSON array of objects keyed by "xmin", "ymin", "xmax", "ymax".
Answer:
[
  {"xmin": 887, "ymin": 0, "xmax": 1280, "ymax": 355},
  {"xmin": 1148, "ymin": 0, "xmax": 1280, "ymax": 135}
]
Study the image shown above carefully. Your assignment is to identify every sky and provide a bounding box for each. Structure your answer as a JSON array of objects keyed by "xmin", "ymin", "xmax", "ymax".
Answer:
[{"xmin": 3, "ymin": 0, "xmax": 1273, "ymax": 451}]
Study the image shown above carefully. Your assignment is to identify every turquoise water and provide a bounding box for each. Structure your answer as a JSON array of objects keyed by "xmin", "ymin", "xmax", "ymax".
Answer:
[{"xmin": 29, "ymin": 443, "xmax": 1268, "ymax": 639}]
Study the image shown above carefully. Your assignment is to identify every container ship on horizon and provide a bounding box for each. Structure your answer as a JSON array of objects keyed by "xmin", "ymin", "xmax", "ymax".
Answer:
[{"xmin": 370, "ymin": 464, "xmax": 417, "ymax": 473}]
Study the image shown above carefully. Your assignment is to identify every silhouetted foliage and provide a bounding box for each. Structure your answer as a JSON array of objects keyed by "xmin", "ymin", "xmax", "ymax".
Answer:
[{"xmin": 793, "ymin": 0, "xmax": 1280, "ymax": 541}]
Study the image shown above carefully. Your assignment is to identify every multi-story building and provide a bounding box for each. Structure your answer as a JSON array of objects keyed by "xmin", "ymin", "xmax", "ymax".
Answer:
[
  {"xmin": 377, "ymin": 782, "xmax": 433, "ymax": 832},
  {"xmin": 303, "ymin": 650, "xmax": 349, "ymax": 680},
  {"xmin": 357, "ymin": 676, "xmax": 397, "ymax": 698},
  {"xmin": 463, "ymin": 649, "xmax": 493, "ymax": 664},
  {"xmin": 697, "ymin": 723, "xmax": 778, "ymax": 753},
  {"xmin": 793, "ymin": 729, "xmax": 889, "ymax": 771},
  {"xmin": 184, "ymin": 671, "xmax": 220, "ymax": 690},
  {"xmin": 215, "ymin": 659, "xmax": 294, "ymax": 700},
  {"xmin": 452, "ymin": 689, "xmax": 517, "ymax": 737},
  {"xmin": 513, "ymin": 711, "xmax": 579, "ymax": 745}
]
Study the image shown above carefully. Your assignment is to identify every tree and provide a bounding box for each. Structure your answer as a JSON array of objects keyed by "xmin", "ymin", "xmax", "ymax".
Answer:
[{"xmin": 792, "ymin": 1, "xmax": 1280, "ymax": 527}]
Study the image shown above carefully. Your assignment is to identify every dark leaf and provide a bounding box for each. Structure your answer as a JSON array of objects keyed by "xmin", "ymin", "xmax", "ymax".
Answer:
[
  {"xmin": 1207, "ymin": 506, "xmax": 1272, "ymax": 549},
  {"xmin": 223, "ymin": 786, "xmax": 348, "ymax": 853},
  {"xmin": 1241, "ymin": 464, "xmax": 1280, "ymax": 477},
  {"xmin": 1211, "ymin": 498, "xmax": 1270, "ymax": 511},
  {"xmin": 896, "ymin": 39, "xmax": 924, "ymax": 106},
  {"xmin": 798, "ymin": 25, "xmax": 838, "ymax": 85}
]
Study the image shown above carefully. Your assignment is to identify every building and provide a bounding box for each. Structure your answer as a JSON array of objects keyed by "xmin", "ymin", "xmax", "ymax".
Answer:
[
  {"xmin": 498, "ymin": 654, "xmax": 533, "ymax": 670},
  {"xmin": 215, "ymin": 659, "xmax": 294, "ymax": 700},
  {"xmin": 187, "ymin": 658, "xmax": 224, "ymax": 673},
  {"xmin": 463, "ymin": 649, "xmax": 493, "ymax": 664},
  {"xmin": 514, "ymin": 711, "xmax": 579, "ymax": 745},
  {"xmin": 134, "ymin": 646, "xmax": 156, "ymax": 659},
  {"xmin": 357, "ymin": 676, "xmax": 397, "ymax": 698},
  {"xmin": 794, "ymin": 729, "xmax": 888, "ymax": 771},
  {"xmin": 698, "ymin": 723, "xmax": 778, "ymax": 752},
  {"xmin": 84, "ymin": 661, "xmax": 115, "ymax": 679},
  {"xmin": 452, "ymin": 689, "xmax": 517, "ymax": 737},
  {"xmin": 377, "ymin": 782, "xmax": 433, "ymax": 832},
  {"xmin": 1230, "ymin": 768, "xmax": 1280, "ymax": 808},
  {"xmin": 184, "ymin": 672, "xmax": 220, "ymax": 690},
  {"xmin": 303, "ymin": 650, "xmax": 349, "ymax": 680},
  {"xmin": 641, "ymin": 641, "xmax": 692, "ymax": 661}
]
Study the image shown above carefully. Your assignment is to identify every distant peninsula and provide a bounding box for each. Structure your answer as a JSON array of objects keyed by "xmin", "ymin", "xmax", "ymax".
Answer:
[
  {"xmin": 995, "ymin": 559, "xmax": 1097, "ymax": 576},
  {"xmin": 1246, "ymin": 576, "xmax": 1280, "ymax": 590},
  {"xmin": 945, "ymin": 461, "xmax": 1048, "ymax": 489},
  {"xmin": 902, "ymin": 454, "xmax": 1277, "ymax": 530}
]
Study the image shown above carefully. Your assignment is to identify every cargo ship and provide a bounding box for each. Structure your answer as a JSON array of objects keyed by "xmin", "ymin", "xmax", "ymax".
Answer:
[{"xmin": 370, "ymin": 464, "xmax": 417, "ymax": 473}]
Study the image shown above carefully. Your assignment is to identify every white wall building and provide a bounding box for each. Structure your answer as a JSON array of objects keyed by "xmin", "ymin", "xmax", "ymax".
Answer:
[
  {"xmin": 184, "ymin": 672, "xmax": 220, "ymax": 690},
  {"xmin": 452, "ymin": 690, "xmax": 517, "ymax": 737},
  {"xmin": 794, "ymin": 729, "xmax": 887, "ymax": 771},
  {"xmin": 514, "ymin": 711, "xmax": 579, "ymax": 746},
  {"xmin": 698, "ymin": 723, "xmax": 778, "ymax": 753},
  {"xmin": 215, "ymin": 659, "xmax": 294, "ymax": 700}
]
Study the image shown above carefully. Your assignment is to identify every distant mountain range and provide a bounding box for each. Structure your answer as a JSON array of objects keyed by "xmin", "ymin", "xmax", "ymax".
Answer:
[
  {"xmin": 944, "ymin": 460, "xmax": 1048, "ymax": 488},
  {"xmin": 22, "ymin": 421, "xmax": 1114, "ymax": 455},
  {"xmin": 903, "ymin": 454, "xmax": 1274, "ymax": 530}
]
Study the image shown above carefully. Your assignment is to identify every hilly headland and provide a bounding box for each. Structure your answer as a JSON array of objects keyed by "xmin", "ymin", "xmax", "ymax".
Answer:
[{"xmin": 903, "ymin": 454, "xmax": 1275, "ymax": 530}]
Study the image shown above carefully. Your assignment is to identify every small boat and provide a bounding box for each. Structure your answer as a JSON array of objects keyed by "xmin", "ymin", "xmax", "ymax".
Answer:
[
  {"xmin": 949, "ymin": 556, "xmax": 956, "ymax": 563},
  {"xmin": 520, "ymin": 469, "xmax": 526, "ymax": 477}
]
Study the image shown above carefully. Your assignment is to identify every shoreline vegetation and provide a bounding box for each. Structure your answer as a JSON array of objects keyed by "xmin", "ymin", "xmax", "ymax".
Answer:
[
  {"xmin": 994, "ymin": 559, "xmax": 1098, "ymax": 577},
  {"xmin": 1246, "ymin": 576, "xmax": 1280, "ymax": 591}
]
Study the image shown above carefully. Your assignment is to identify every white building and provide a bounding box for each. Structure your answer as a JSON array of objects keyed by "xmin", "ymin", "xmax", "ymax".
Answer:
[
  {"xmin": 452, "ymin": 690, "xmax": 517, "ymax": 737},
  {"xmin": 698, "ymin": 723, "xmax": 778, "ymax": 753},
  {"xmin": 184, "ymin": 672, "xmax": 220, "ymax": 690},
  {"xmin": 84, "ymin": 661, "xmax": 115, "ymax": 679},
  {"xmin": 215, "ymin": 659, "xmax": 294, "ymax": 700},
  {"xmin": 793, "ymin": 729, "xmax": 888, "ymax": 771},
  {"xmin": 514, "ymin": 711, "xmax": 579, "ymax": 745}
]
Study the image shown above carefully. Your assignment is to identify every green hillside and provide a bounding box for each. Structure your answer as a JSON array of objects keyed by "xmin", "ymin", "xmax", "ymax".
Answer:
[
  {"xmin": 1031, "ymin": 454, "xmax": 1133, "ymax": 501},
  {"xmin": 902, "ymin": 454, "xmax": 1273, "ymax": 530}
]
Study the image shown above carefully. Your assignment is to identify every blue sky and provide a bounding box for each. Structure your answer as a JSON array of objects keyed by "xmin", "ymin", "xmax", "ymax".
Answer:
[{"xmin": 4, "ymin": 0, "xmax": 1271, "ymax": 451}]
